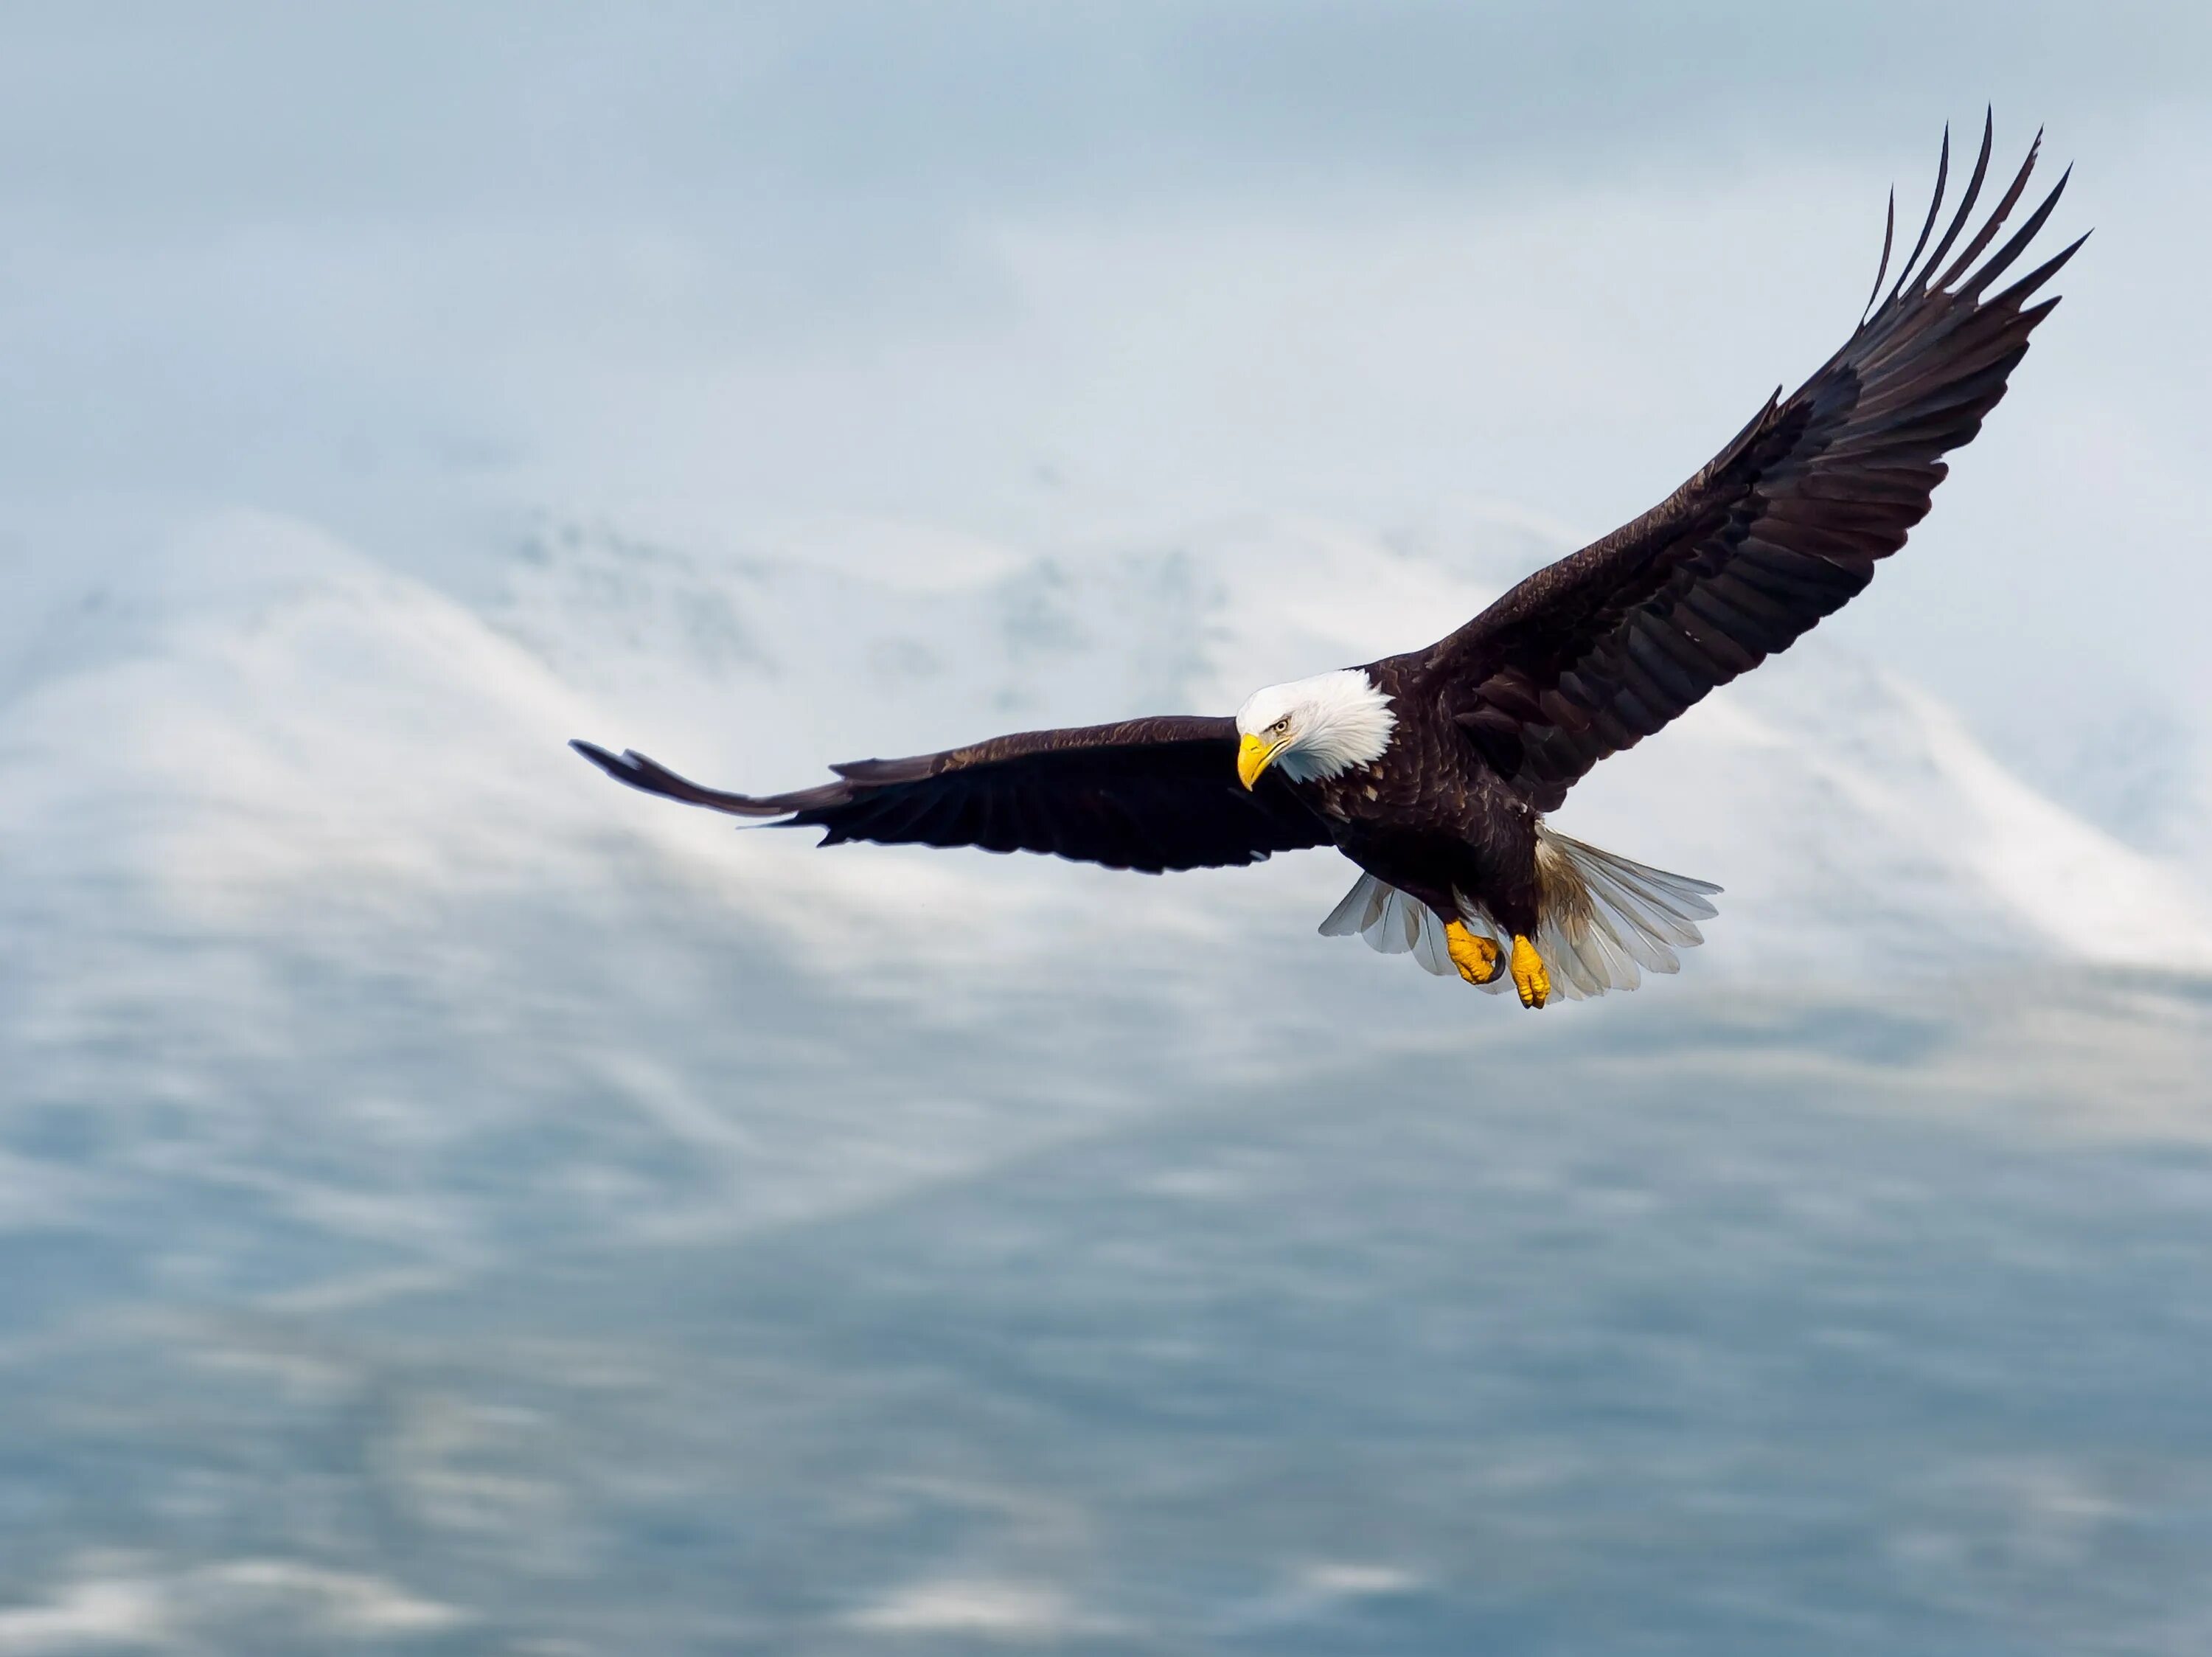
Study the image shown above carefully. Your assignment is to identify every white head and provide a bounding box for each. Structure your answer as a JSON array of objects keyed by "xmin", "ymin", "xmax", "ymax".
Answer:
[{"xmin": 1234, "ymin": 668, "xmax": 1397, "ymax": 789}]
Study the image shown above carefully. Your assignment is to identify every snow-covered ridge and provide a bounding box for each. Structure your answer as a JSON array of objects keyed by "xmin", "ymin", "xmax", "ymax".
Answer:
[
  {"xmin": 0, "ymin": 513, "xmax": 1068, "ymax": 985},
  {"xmin": 6, "ymin": 504, "xmax": 2208, "ymax": 998}
]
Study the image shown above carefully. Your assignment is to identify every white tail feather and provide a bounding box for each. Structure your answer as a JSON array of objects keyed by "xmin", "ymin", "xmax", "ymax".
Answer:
[
  {"xmin": 1318, "ymin": 872, "xmax": 1455, "ymax": 976},
  {"xmin": 1316, "ymin": 832, "xmax": 1721, "ymax": 999}
]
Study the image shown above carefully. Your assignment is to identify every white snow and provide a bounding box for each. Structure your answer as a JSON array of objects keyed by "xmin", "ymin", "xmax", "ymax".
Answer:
[{"xmin": 7, "ymin": 504, "xmax": 2208, "ymax": 1004}]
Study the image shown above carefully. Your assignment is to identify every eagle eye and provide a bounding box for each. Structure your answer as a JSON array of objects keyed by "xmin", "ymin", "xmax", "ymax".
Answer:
[{"xmin": 1270, "ymin": 716, "xmax": 1292, "ymax": 734}]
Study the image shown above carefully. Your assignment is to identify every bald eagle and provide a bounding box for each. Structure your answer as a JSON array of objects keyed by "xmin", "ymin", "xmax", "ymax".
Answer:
[{"xmin": 575, "ymin": 119, "xmax": 2081, "ymax": 1009}]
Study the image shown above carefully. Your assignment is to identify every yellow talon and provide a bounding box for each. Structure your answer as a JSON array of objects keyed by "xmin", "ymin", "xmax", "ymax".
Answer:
[
  {"xmin": 1444, "ymin": 920, "xmax": 1503, "ymax": 986},
  {"xmin": 1509, "ymin": 934, "xmax": 1550, "ymax": 1009}
]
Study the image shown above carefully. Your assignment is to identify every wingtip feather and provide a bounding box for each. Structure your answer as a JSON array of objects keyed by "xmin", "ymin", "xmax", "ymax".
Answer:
[
  {"xmin": 571, "ymin": 737, "xmax": 625, "ymax": 774},
  {"xmin": 1886, "ymin": 122, "xmax": 1950, "ymax": 310},
  {"xmin": 1863, "ymin": 186, "xmax": 1897, "ymax": 319}
]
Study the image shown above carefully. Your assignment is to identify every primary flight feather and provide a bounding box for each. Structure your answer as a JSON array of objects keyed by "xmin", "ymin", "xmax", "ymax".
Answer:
[{"xmin": 575, "ymin": 117, "xmax": 2081, "ymax": 1008}]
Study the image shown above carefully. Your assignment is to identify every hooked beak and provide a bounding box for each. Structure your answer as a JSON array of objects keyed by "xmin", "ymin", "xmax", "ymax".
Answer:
[{"xmin": 1237, "ymin": 732, "xmax": 1280, "ymax": 791}]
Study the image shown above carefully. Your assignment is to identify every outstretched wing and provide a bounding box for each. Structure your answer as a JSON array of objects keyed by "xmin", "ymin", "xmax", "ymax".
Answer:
[
  {"xmin": 1414, "ymin": 116, "xmax": 2084, "ymax": 812},
  {"xmin": 571, "ymin": 715, "xmax": 1330, "ymax": 874}
]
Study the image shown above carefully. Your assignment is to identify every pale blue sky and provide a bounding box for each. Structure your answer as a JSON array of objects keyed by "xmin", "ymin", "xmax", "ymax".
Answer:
[{"xmin": 7, "ymin": 1, "xmax": 2208, "ymax": 825}]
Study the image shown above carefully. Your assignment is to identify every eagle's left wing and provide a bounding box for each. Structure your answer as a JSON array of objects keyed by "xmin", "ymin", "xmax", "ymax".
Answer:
[
  {"xmin": 571, "ymin": 715, "xmax": 1329, "ymax": 874},
  {"xmin": 1413, "ymin": 118, "xmax": 2082, "ymax": 813}
]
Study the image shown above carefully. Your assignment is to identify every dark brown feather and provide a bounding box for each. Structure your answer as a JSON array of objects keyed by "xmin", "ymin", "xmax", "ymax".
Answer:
[{"xmin": 571, "ymin": 718, "xmax": 1329, "ymax": 874}]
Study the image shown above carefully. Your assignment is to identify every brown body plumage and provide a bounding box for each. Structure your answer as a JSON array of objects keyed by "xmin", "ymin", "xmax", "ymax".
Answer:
[
  {"xmin": 1299, "ymin": 657, "xmax": 1548, "ymax": 938},
  {"xmin": 575, "ymin": 117, "xmax": 2081, "ymax": 1007}
]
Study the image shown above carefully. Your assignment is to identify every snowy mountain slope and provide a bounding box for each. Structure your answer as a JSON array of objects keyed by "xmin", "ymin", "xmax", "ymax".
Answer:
[{"xmin": 493, "ymin": 508, "xmax": 2212, "ymax": 982}]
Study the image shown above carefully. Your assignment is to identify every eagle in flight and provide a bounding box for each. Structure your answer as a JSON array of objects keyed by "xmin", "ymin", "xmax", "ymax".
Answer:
[{"xmin": 576, "ymin": 118, "xmax": 2080, "ymax": 1009}]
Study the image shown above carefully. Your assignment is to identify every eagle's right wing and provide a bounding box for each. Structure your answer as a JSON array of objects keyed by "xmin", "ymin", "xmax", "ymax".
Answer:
[{"xmin": 571, "ymin": 715, "xmax": 1331, "ymax": 874}]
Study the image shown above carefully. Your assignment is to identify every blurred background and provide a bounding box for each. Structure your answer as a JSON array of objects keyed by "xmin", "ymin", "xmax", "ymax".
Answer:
[{"xmin": 4, "ymin": 4, "xmax": 2211, "ymax": 1651}]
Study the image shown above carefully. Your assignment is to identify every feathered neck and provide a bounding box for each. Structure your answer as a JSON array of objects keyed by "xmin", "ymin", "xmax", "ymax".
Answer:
[{"xmin": 1237, "ymin": 669, "xmax": 1397, "ymax": 782}]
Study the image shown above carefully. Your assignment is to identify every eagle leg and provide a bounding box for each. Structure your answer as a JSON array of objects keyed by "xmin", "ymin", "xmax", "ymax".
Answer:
[
  {"xmin": 1509, "ymin": 935, "xmax": 1551, "ymax": 1010},
  {"xmin": 1444, "ymin": 920, "xmax": 1503, "ymax": 986}
]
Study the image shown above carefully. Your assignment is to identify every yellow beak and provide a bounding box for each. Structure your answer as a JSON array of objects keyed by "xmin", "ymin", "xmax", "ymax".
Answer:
[{"xmin": 1237, "ymin": 732, "xmax": 1280, "ymax": 791}]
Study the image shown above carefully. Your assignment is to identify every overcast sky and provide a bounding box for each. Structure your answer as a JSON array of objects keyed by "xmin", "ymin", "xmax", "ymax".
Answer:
[{"xmin": 7, "ymin": 1, "xmax": 2208, "ymax": 817}]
